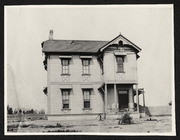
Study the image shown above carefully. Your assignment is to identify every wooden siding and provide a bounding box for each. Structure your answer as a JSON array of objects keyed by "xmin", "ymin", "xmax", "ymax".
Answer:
[
  {"xmin": 47, "ymin": 46, "xmax": 138, "ymax": 115},
  {"xmin": 49, "ymin": 55, "xmax": 102, "ymax": 83},
  {"xmin": 49, "ymin": 84, "xmax": 103, "ymax": 114},
  {"xmin": 103, "ymin": 51, "xmax": 138, "ymax": 84}
]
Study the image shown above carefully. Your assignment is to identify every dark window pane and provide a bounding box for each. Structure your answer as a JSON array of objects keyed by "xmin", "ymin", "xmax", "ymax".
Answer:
[
  {"xmin": 84, "ymin": 101, "xmax": 90, "ymax": 108},
  {"xmin": 62, "ymin": 59, "xmax": 69, "ymax": 66},
  {"xmin": 63, "ymin": 104, "xmax": 69, "ymax": 109},
  {"xmin": 82, "ymin": 59, "xmax": 90, "ymax": 66}
]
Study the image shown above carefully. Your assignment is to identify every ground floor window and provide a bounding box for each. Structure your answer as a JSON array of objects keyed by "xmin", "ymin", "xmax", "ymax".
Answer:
[
  {"xmin": 62, "ymin": 90, "xmax": 70, "ymax": 109},
  {"xmin": 83, "ymin": 90, "xmax": 91, "ymax": 109}
]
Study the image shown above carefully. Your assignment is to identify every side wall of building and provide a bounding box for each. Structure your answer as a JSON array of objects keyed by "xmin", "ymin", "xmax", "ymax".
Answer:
[
  {"xmin": 103, "ymin": 47, "xmax": 138, "ymax": 83},
  {"xmin": 47, "ymin": 54, "xmax": 103, "ymax": 115}
]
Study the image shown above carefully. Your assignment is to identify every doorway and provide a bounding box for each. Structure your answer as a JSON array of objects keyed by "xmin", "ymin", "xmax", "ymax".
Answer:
[{"xmin": 118, "ymin": 90, "xmax": 128, "ymax": 110}]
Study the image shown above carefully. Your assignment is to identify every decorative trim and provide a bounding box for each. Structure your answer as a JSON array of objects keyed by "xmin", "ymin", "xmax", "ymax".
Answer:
[
  {"xmin": 116, "ymin": 71, "xmax": 125, "ymax": 73},
  {"xmin": 80, "ymin": 56, "xmax": 92, "ymax": 59},
  {"xmin": 50, "ymin": 82, "xmax": 102, "ymax": 85},
  {"xmin": 105, "ymin": 80, "xmax": 137, "ymax": 84},
  {"xmin": 114, "ymin": 52, "xmax": 127, "ymax": 56},
  {"xmin": 61, "ymin": 74, "xmax": 70, "ymax": 76},
  {"xmin": 99, "ymin": 34, "xmax": 141, "ymax": 52},
  {"xmin": 59, "ymin": 56, "xmax": 72, "ymax": 58},
  {"xmin": 83, "ymin": 108, "xmax": 92, "ymax": 110},
  {"xmin": 61, "ymin": 108, "xmax": 71, "ymax": 111},
  {"xmin": 59, "ymin": 84, "xmax": 72, "ymax": 89},
  {"xmin": 80, "ymin": 84, "xmax": 93, "ymax": 89},
  {"xmin": 82, "ymin": 74, "xmax": 91, "ymax": 76}
]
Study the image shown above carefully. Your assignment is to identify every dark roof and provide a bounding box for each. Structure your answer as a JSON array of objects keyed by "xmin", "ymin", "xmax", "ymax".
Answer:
[
  {"xmin": 42, "ymin": 40, "xmax": 108, "ymax": 53},
  {"xmin": 100, "ymin": 34, "xmax": 141, "ymax": 52},
  {"xmin": 42, "ymin": 34, "xmax": 141, "ymax": 53}
]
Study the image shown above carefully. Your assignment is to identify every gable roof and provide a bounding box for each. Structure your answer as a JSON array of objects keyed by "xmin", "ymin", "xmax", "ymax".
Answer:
[
  {"xmin": 42, "ymin": 40, "xmax": 108, "ymax": 53},
  {"xmin": 42, "ymin": 34, "xmax": 141, "ymax": 53},
  {"xmin": 99, "ymin": 34, "xmax": 141, "ymax": 52}
]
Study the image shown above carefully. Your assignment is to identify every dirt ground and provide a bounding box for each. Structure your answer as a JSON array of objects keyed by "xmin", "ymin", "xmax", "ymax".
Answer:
[{"xmin": 7, "ymin": 116, "xmax": 172, "ymax": 133}]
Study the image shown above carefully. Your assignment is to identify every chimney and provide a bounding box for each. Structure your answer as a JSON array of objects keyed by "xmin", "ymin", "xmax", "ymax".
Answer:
[{"xmin": 49, "ymin": 30, "xmax": 53, "ymax": 40}]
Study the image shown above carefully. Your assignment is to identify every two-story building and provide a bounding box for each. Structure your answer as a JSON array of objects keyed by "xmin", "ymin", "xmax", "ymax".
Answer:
[{"xmin": 42, "ymin": 30, "xmax": 145, "ymax": 120}]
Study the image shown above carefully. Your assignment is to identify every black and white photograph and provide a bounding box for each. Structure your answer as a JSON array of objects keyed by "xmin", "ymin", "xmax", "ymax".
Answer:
[{"xmin": 5, "ymin": 5, "xmax": 175, "ymax": 135}]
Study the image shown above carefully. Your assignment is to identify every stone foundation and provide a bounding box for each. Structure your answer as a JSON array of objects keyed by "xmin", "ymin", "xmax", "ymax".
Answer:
[{"xmin": 47, "ymin": 114, "xmax": 101, "ymax": 121}]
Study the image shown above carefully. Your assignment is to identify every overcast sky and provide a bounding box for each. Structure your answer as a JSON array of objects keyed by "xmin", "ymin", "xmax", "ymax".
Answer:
[{"xmin": 5, "ymin": 5, "xmax": 174, "ymax": 111}]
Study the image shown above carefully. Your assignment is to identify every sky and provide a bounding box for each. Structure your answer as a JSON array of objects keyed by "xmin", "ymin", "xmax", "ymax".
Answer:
[{"xmin": 5, "ymin": 5, "xmax": 174, "ymax": 111}]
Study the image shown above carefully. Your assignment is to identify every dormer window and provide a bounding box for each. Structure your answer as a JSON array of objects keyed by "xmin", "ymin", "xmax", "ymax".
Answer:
[{"xmin": 116, "ymin": 56, "xmax": 124, "ymax": 73}]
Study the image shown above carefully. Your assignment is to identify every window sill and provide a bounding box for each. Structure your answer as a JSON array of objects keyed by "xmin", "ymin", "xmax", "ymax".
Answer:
[
  {"xmin": 83, "ymin": 108, "xmax": 92, "ymax": 110},
  {"xmin": 116, "ymin": 71, "xmax": 125, "ymax": 73},
  {"xmin": 61, "ymin": 74, "xmax": 70, "ymax": 76},
  {"xmin": 61, "ymin": 108, "xmax": 71, "ymax": 111},
  {"xmin": 82, "ymin": 74, "xmax": 91, "ymax": 76}
]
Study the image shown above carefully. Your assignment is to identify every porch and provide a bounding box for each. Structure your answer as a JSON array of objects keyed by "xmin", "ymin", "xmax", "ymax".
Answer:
[{"xmin": 98, "ymin": 83, "xmax": 145, "ymax": 119}]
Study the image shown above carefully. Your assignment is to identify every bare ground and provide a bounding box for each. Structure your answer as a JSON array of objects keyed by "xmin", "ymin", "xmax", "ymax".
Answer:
[{"xmin": 7, "ymin": 116, "xmax": 172, "ymax": 133}]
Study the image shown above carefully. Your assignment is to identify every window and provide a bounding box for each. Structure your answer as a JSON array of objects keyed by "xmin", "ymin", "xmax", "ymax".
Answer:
[
  {"xmin": 116, "ymin": 56, "xmax": 124, "ymax": 72},
  {"xmin": 83, "ymin": 90, "xmax": 91, "ymax": 109},
  {"xmin": 62, "ymin": 90, "xmax": 70, "ymax": 109},
  {"xmin": 82, "ymin": 59, "xmax": 90, "ymax": 74},
  {"xmin": 61, "ymin": 59, "xmax": 69, "ymax": 74}
]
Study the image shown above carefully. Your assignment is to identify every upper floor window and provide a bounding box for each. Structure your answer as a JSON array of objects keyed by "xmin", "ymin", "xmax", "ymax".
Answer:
[
  {"xmin": 62, "ymin": 90, "xmax": 70, "ymax": 109},
  {"xmin": 82, "ymin": 59, "xmax": 90, "ymax": 75},
  {"xmin": 83, "ymin": 90, "xmax": 91, "ymax": 109},
  {"xmin": 61, "ymin": 59, "xmax": 69, "ymax": 74},
  {"xmin": 116, "ymin": 56, "xmax": 124, "ymax": 73}
]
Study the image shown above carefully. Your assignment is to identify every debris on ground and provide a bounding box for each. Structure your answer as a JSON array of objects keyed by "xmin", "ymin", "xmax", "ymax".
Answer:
[
  {"xmin": 118, "ymin": 112, "xmax": 133, "ymax": 125},
  {"xmin": 146, "ymin": 118, "xmax": 158, "ymax": 121}
]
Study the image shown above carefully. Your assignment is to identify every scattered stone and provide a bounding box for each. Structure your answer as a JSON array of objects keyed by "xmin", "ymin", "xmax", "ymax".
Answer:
[{"xmin": 146, "ymin": 118, "xmax": 158, "ymax": 121}]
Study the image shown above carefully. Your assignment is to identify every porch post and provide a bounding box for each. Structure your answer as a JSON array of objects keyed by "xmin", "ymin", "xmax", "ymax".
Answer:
[
  {"xmin": 114, "ymin": 84, "xmax": 117, "ymax": 113},
  {"xmin": 103, "ymin": 92, "xmax": 105, "ymax": 120},
  {"xmin": 142, "ymin": 89, "xmax": 145, "ymax": 113},
  {"xmin": 136, "ymin": 84, "xmax": 139, "ymax": 112},
  {"xmin": 104, "ymin": 84, "xmax": 108, "ymax": 119},
  {"xmin": 128, "ymin": 86, "xmax": 134, "ymax": 111}
]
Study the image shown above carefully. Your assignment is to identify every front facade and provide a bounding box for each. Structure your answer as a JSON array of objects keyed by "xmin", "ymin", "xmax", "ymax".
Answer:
[{"xmin": 42, "ymin": 31, "xmax": 145, "ymax": 120}]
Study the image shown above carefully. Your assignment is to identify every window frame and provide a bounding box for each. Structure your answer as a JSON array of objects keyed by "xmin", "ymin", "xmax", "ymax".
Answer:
[
  {"xmin": 61, "ymin": 59, "xmax": 70, "ymax": 75},
  {"xmin": 82, "ymin": 59, "xmax": 90, "ymax": 75},
  {"xmin": 116, "ymin": 56, "xmax": 124, "ymax": 73},
  {"xmin": 62, "ymin": 89, "xmax": 70, "ymax": 109},
  {"xmin": 83, "ymin": 89, "xmax": 91, "ymax": 109}
]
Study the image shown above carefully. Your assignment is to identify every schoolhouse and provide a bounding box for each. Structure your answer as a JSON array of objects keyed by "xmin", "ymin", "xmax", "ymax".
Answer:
[{"xmin": 42, "ymin": 30, "xmax": 145, "ymax": 120}]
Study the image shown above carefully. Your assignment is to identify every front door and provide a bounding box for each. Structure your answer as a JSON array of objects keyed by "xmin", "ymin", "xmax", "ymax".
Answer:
[{"xmin": 118, "ymin": 90, "xmax": 128, "ymax": 110}]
